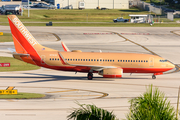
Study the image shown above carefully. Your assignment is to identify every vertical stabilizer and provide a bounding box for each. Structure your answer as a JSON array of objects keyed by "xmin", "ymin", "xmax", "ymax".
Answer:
[{"xmin": 7, "ymin": 15, "xmax": 41, "ymax": 54}]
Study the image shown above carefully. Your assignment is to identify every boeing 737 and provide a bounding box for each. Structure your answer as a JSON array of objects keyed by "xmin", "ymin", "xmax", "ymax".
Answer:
[{"xmin": 7, "ymin": 15, "xmax": 175, "ymax": 80}]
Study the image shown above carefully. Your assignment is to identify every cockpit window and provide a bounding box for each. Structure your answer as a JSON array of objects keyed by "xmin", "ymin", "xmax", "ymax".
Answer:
[{"xmin": 159, "ymin": 60, "xmax": 167, "ymax": 62}]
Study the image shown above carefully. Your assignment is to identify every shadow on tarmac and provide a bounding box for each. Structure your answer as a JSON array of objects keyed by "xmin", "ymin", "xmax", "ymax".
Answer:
[{"xmin": 1, "ymin": 73, "xmax": 149, "ymax": 84}]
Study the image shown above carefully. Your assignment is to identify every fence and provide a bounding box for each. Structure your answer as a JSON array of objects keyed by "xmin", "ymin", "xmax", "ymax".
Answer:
[{"xmin": 131, "ymin": 1, "xmax": 162, "ymax": 15}]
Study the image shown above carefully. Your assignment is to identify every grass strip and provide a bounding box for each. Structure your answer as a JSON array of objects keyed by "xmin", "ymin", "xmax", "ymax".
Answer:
[
  {"xmin": 1, "ymin": 22, "xmax": 180, "ymax": 27},
  {"xmin": 0, "ymin": 8, "xmax": 179, "ymax": 27},
  {"xmin": 0, "ymin": 33, "xmax": 13, "ymax": 42},
  {"xmin": 0, "ymin": 92, "xmax": 45, "ymax": 99},
  {"xmin": 0, "ymin": 57, "xmax": 40, "ymax": 72}
]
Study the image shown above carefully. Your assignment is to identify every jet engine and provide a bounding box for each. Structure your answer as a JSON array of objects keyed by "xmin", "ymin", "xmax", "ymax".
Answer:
[{"xmin": 98, "ymin": 68, "xmax": 123, "ymax": 78}]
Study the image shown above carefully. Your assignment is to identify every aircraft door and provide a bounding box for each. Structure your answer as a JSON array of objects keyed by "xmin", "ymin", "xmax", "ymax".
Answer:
[
  {"xmin": 149, "ymin": 57, "xmax": 154, "ymax": 67},
  {"xmin": 41, "ymin": 55, "xmax": 45, "ymax": 64}
]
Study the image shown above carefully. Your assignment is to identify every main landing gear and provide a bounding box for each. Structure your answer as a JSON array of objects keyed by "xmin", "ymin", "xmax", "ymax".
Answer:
[
  {"xmin": 87, "ymin": 72, "xmax": 93, "ymax": 80},
  {"xmin": 152, "ymin": 75, "xmax": 156, "ymax": 79}
]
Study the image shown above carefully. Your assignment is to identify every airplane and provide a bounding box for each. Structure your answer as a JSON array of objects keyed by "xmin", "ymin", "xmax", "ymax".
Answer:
[{"xmin": 7, "ymin": 15, "xmax": 175, "ymax": 80}]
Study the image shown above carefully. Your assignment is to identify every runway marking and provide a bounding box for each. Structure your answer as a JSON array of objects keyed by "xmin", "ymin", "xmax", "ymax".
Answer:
[
  {"xmin": 0, "ymin": 86, "xmax": 108, "ymax": 99},
  {"xmin": 46, "ymin": 89, "xmax": 78, "ymax": 93},
  {"xmin": 112, "ymin": 32, "xmax": 180, "ymax": 74},
  {"xmin": 60, "ymin": 95, "xmax": 101, "ymax": 97},
  {"xmin": 6, "ymin": 114, "xmax": 36, "ymax": 116},
  {"xmin": 171, "ymin": 30, "xmax": 180, "ymax": 36},
  {"xmin": 50, "ymin": 33, "xmax": 61, "ymax": 41},
  {"xmin": 121, "ymin": 33, "xmax": 150, "ymax": 35}
]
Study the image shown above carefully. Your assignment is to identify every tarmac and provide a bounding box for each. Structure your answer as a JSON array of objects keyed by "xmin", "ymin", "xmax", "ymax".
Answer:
[{"xmin": 0, "ymin": 26, "xmax": 180, "ymax": 120}]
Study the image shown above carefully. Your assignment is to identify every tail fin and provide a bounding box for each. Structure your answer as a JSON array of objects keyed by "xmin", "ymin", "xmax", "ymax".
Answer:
[{"xmin": 7, "ymin": 15, "xmax": 41, "ymax": 54}]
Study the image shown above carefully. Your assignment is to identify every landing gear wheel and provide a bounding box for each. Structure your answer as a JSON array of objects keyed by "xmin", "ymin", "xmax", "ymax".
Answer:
[
  {"xmin": 152, "ymin": 75, "xmax": 156, "ymax": 79},
  {"xmin": 87, "ymin": 73, "xmax": 93, "ymax": 80}
]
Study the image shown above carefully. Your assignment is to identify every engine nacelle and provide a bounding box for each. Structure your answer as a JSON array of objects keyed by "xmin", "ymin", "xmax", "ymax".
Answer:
[
  {"xmin": 71, "ymin": 50, "xmax": 82, "ymax": 52},
  {"xmin": 98, "ymin": 68, "xmax": 123, "ymax": 78}
]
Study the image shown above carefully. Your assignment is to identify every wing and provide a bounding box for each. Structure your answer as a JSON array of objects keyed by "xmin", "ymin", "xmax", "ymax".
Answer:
[{"xmin": 58, "ymin": 52, "xmax": 116, "ymax": 71}]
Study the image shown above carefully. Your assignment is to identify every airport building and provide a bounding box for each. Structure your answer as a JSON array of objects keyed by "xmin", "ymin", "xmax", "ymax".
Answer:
[{"xmin": 46, "ymin": 0, "xmax": 129, "ymax": 9}]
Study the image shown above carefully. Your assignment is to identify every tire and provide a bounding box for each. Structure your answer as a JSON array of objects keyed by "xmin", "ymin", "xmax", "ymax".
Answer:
[
  {"xmin": 114, "ymin": 20, "xmax": 117, "ymax": 23},
  {"xmin": 87, "ymin": 73, "xmax": 93, "ymax": 80},
  {"xmin": 152, "ymin": 75, "xmax": 156, "ymax": 79}
]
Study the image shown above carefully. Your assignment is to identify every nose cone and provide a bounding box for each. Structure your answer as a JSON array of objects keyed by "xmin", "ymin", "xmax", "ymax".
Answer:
[{"xmin": 167, "ymin": 62, "xmax": 175, "ymax": 70}]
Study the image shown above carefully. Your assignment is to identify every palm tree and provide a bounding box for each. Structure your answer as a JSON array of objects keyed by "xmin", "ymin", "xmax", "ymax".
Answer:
[
  {"xmin": 127, "ymin": 85, "xmax": 177, "ymax": 120},
  {"xmin": 67, "ymin": 102, "xmax": 117, "ymax": 120}
]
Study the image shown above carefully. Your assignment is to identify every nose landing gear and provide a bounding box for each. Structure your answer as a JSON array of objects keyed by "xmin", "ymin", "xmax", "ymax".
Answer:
[
  {"xmin": 152, "ymin": 75, "xmax": 156, "ymax": 79},
  {"xmin": 87, "ymin": 72, "xmax": 93, "ymax": 80}
]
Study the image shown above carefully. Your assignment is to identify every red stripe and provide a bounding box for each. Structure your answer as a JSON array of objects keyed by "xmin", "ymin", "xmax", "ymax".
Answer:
[
  {"xmin": 122, "ymin": 68, "xmax": 173, "ymax": 73},
  {"xmin": 62, "ymin": 44, "xmax": 68, "ymax": 52},
  {"xmin": 103, "ymin": 75, "xmax": 122, "ymax": 78}
]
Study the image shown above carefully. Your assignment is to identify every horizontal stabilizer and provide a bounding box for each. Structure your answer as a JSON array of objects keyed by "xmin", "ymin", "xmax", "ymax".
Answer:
[
  {"xmin": 12, "ymin": 53, "xmax": 30, "ymax": 56},
  {"xmin": 8, "ymin": 48, "xmax": 29, "ymax": 56}
]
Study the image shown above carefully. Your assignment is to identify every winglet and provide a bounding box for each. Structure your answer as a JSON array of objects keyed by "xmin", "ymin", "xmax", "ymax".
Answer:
[{"xmin": 61, "ymin": 41, "xmax": 70, "ymax": 52}]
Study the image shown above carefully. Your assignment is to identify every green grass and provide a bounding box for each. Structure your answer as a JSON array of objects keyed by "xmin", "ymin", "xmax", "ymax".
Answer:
[
  {"xmin": 0, "ymin": 33, "xmax": 13, "ymax": 42},
  {"xmin": 0, "ymin": 92, "xmax": 45, "ymax": 99},
  {"xmin": 0, "ymin": 8, "xmax": 179, "ymax": 26},
  {"xmin": 0, "ymin": 57, "xmax": 40, "ymax": 72},
  {"xmin": 0, "ymin": 8, "xmax": 155, "ymax": 22}
]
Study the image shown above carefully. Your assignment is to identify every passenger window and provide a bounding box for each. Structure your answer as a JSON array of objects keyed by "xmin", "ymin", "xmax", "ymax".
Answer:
[
  {"xmin": 58, "ymin": 58, "xmax": 59, "ymax": 61},
  {"xmin": 118, "ymin": 60, "xmax": 119, "ymax": 62},
  {"xmin": 105, "ymin": 59, "xmax": 107, "ymax": 62},
  {"xmin": 50, "ymin": 58, "xmax": 51, "ymax": 60},
  {"xmin": 110, "ymin": 60, "xmax": 112, "ymax": 62},
  {"xmin": 138, "ymin": 60, "xmax": 140, "ymax": 62},
  {"xmin": 126, "ymin": 60, "xmax": 127, "ymax": 62},
  {"xmin": 70, "ymin": 59, "xmax": 72, "ymax": 61},
  {"xmin": 81, "ymin": 59, "xmax": 82, "ymax": 61},
  {"xmin": 83, "ymin": 59, "xmax": 85, "ymax": 61},
  {"xmin": 146, "ymin": 60, "xmax": 148, "ymax": 62},
  {"xmin": 123, "ymin": 60, "xmax": 125, "ymax": 62},
  {"xmin": 133, "ymin": 60, "xmax": 135, "ymax": 62},
  {"xmin": 128, "ymin": 60, "xmax": 130, "ymax": 62},
  {"xmin": 94, "ymin": 59, "xmax": 96, "ymax": 61},
  {"xmin": 120, "ymin": 60, "xmax": 122, "ymax": 62},
  {"xmin": 108, "ymin": 60, "xmax": 109, "ymax": 62},
  {"xmin": 141, "ymin": 60, "xmax": 143, "ymax": 62},
  {"xmin": 52, "ymin": 58, "xmax": 54, "ymax": 60},
  {"xmin": 86, "ymin": 59, "xmax": 87, "ymax": 61},
  {"xmin": 131, "ymin": 60, "xmax": 132, "ymax": 62},
  {"xmin": 78, "ymin": 59, "xmax": 80, "ymax": 61},
  {"xmin": 97, "ymin": 59, "xmax": 99, "ymax": 61},
  {"xmin": 136, "ymin": 60, "xmax": 138, "ymax": 62},
  {"xmin": 91, "ymin": 59, "xmax": 93, "ymax": 61}
]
